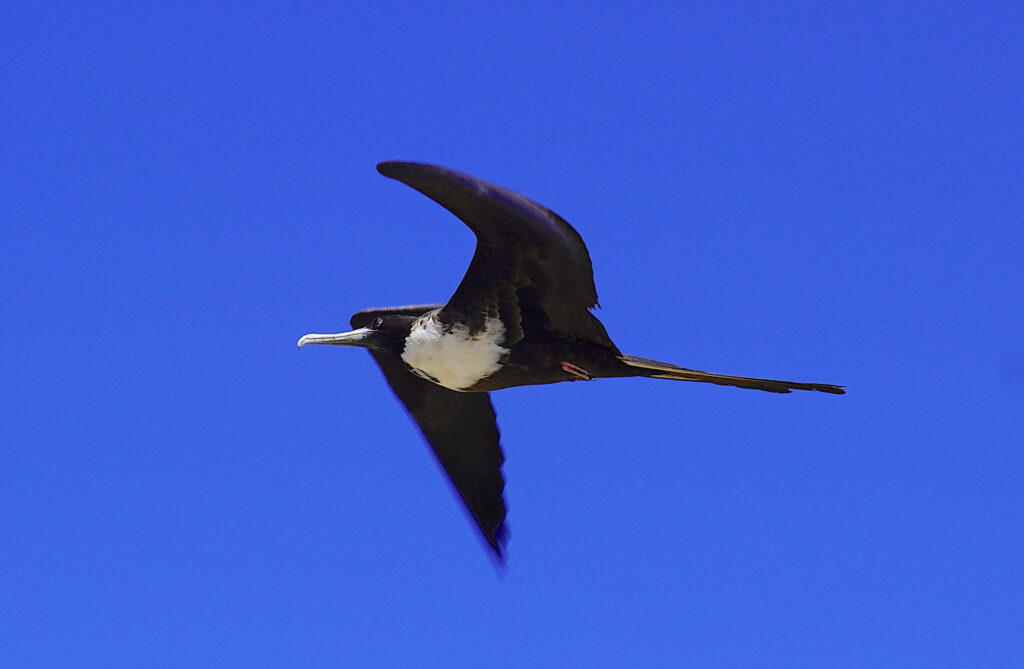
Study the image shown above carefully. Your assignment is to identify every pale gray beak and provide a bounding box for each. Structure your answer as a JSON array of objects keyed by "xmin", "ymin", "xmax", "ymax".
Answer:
[{"xmin": 297, "ymin": 327, "xmax": 374, "ymax": 349}]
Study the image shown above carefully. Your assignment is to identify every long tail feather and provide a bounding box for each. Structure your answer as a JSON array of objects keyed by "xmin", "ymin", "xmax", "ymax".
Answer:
[{"xmin": 621, "ymin": 355, "xmax": 845, "ymax": 395}]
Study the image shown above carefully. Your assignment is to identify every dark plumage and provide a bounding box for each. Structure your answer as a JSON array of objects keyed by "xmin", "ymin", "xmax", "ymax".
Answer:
[{"xmin": 298, "ymin": 161, "xmax": 844, "ymax": 563}]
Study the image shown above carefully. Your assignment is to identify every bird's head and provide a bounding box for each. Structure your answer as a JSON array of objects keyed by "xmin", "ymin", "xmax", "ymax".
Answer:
[{"xmin": 297, "ymin": 314, "xmax": 416, "ymax": 357}]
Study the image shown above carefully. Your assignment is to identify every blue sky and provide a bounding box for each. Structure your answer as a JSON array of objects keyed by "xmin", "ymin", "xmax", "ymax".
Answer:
[{"xmin": 3, "ymin": 2, "xmax": 1022, "ymax": 666}]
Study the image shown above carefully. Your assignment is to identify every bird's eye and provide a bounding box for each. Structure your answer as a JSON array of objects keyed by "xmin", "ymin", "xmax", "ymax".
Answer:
[{"xmin": 370, "ymin": 317, "xmax": 384, "ymax": 329}]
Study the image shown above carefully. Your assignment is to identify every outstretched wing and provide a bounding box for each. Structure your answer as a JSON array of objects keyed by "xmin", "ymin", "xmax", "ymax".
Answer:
[
  {"xmin": 351, "ymin": 306, "xmax": 509, "ymax": 561},
  {"xmin": 376, "ymin": 161, "xmax": 618, "ymax": 353}
]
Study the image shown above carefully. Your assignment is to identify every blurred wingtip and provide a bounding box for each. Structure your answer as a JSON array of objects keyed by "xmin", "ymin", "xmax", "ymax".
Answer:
[{"xmin": 487, "ymin": 524, "xmax": 510, "ymax": 575}]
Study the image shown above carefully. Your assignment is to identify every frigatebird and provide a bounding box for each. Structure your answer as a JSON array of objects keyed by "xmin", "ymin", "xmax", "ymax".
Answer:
[{"xmin": 298, "ymin": 161, "xmax": 844, "ymax": 562}]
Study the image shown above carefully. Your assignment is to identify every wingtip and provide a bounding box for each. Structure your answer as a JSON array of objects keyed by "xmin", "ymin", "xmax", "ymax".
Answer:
[
  {"xmin": 376, "ymin": 161, "xmax": 477, "ymax": 189},
  {"xmin": 487, "ymin": 525, "xmax": 510, "ymax": 574},
  {"xmin": 375, "ymin": 160, "xmax": 402, "ymax": 176},
  {"xmin": 376, "ymin": 160, "xmax": 431, "ymax": 179}
]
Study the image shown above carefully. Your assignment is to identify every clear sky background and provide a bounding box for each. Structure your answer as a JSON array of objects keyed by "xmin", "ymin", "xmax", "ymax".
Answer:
[{"xmin": 3, "ymin": 2, "xmax": 1022, "ymax": 667}]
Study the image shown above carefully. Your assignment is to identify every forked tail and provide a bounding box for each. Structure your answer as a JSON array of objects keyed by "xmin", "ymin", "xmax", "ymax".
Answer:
[{"xmin": 621, "ymin": 355, "xmax": 845, "ymax": 395}]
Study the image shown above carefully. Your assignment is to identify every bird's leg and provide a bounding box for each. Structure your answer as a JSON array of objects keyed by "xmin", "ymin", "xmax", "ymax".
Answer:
[{"xmin": 560, "ymin": 361, "xmax": 592, "ymax": 381}]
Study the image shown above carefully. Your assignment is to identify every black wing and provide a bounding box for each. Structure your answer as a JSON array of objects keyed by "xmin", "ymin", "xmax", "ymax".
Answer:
[
  {"xmin": 376, "ymin": 161, "xmax": 618, "ymax": 353},
  {"xmin": 351, "ymin": 306, "xmax": 509, "ymax": 561}
]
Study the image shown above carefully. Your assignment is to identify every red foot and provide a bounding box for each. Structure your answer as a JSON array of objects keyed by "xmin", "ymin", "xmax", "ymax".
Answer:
[{"xmin": 560, "ymin": 361, "xmax": 592, "ymax": 381}]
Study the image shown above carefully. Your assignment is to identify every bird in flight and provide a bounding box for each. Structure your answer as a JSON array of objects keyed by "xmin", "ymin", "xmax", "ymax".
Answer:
[{"xmin": 298, "ymin": 161, "xmax": 844, "ymax": 563}]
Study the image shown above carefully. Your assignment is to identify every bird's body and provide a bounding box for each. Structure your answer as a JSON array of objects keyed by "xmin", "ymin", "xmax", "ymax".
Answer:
[
  {"xmin": 401, "ymin": 311, "xmax": 510, "ymax": 391},
  {"xmin": 394, "ymin": 307, "xmax": 631, "ymax": 392},
  {"xmin": 299, "ymin": 161, "xmax": 844, "ymax": 562}
]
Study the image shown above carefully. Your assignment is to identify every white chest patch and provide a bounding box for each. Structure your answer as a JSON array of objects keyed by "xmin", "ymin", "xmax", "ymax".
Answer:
[{"xmin": 401, "ymin": 314, "xmax": 510, "ymax": 391}]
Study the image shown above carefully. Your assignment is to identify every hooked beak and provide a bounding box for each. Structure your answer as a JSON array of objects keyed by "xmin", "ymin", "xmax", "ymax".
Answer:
[{"xmin": 297, "ymin": 327, "xmax": 374, "ymax": 349}]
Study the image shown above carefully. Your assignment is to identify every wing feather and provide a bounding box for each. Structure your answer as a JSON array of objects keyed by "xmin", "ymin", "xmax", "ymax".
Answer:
[
  {"xmin": 352, "ymin": 306, "xmax": 508, "ymax": 560},
  {"xmin": 376, "ymin": 161, "xmax": 618, "ymax": 353}
]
